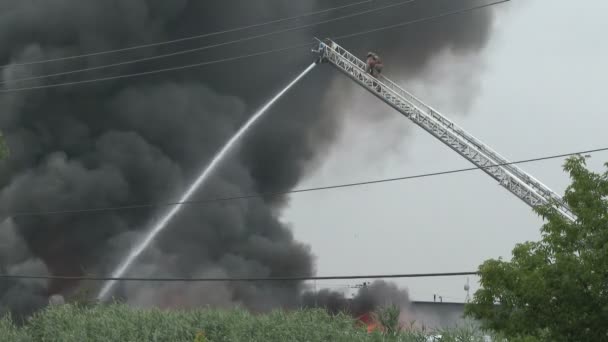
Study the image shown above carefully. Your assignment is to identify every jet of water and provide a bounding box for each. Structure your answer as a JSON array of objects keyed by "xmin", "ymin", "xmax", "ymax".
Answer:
[{"xmin": 97, "ymin": 63, "xmax": 316, "ymax": 301}]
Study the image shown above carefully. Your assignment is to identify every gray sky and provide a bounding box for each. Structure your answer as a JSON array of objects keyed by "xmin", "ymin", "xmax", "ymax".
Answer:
[{"xmin": 283, "ymin": 0, "xmax": 608, "ymax": 302}]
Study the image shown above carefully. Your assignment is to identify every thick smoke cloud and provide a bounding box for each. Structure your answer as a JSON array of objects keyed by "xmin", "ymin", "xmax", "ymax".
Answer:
[
  {"xmin": 301, "ymin": 281, "xmax": 410, "ymax": 317},
  {"xmin": 0, "ymin": 0, "xmax": 499, "ymax": 317},
  {"xmin": 0, "ymin": 219, "xmax": 48, "ymax": 318}
]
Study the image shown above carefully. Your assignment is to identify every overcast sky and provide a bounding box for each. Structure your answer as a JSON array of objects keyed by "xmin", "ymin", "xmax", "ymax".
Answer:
[{"xmin": 282, "ymin": 0, "xmax": 608, "ymax": 302}]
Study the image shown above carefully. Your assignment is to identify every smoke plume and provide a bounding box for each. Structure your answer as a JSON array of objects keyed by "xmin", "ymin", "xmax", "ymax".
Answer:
[
  {"xmin": 300, "ymin": 281, "xmax": 410, "ymax": 317},
  {"xmin": 0, "ymin": 0, "xmax": 500, "ymax": 318}
]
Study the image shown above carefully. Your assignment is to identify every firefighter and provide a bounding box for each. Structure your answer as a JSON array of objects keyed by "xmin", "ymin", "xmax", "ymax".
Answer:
[{"xmin": 365, "ymin": 52, "xmax": 383, "ymax": 77}]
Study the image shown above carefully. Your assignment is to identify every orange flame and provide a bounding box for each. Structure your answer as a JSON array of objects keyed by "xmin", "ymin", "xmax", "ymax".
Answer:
[{"xmin": 356, "ymin": 312, "xmax": 383, "ymax": 333}]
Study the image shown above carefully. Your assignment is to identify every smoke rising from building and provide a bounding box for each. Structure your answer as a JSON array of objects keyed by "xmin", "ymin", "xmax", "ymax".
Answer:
[
  {"xmin": 0, "ymin": 0, "xmax": 500, "ymax": 318},
  {"xmin": 300, "ymin": 281, "xmax": 410, "ymax": 317}
]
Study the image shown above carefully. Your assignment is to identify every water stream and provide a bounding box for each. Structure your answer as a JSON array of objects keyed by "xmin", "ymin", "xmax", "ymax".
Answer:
[{"xmin": 97, "ymin": 62, "xmax": 317, "ymax": 301}]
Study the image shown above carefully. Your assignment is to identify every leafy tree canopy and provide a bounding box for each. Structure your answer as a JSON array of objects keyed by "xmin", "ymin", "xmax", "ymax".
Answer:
[{"xmin": 466, "ymin": 156, "xmax": 608, "ymax": 341}]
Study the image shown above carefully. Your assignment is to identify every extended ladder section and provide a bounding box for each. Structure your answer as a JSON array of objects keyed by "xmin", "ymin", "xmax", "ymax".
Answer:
[{"xmin": 313, "ymin": 39, "xmax": 575, "ymax": 222}]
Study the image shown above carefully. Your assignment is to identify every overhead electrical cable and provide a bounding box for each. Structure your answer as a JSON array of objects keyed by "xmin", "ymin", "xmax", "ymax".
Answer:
[
  {"xmin": 8, "ymin": 146, "xmax": 605, "ymax": 218},
  {"xmin": 0, "ymin": 0, "xmax": 374, "ymax": 68},
  {"xmin": 0, "ymin": 0, "xmax": 416, "ymax": 85},
  {"xmin": 0, "ymin": 271, "xmax": 478, "ymax": 282},
  {"xmin": 0, "ymin": 0, "xmax": 510, "ymax": 93},
  {"xmin": 0, "ymin": 43, "xmax": 312, "ymax": 93},
  {"xmin": 334, "ymin": 0, "xmax": 509, "ymax": 40}
]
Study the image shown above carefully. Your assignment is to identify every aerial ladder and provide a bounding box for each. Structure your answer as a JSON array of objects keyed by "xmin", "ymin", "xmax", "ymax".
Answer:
[{"xmin": 313, "ymin": 39, "xmax": 576, "ymax": 222}]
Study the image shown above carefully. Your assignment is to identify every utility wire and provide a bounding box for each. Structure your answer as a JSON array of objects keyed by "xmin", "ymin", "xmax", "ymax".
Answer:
[
  {"xmin": 0, "ymin": 0, "xmax": 509, "ymax": 93},
  {"xmin": 334, "ymin": 0, "xmax": 509, "ymax": 40},
  {"xmin": 0, "ymin": 271, "xmax": 478, "ymax": 282},
  {"xmin": 0, "ymin": 43, "xmax": 312, "ymax": 93},
  {"xmin": 10, "ymin": 146, "xmax": 607, "ymax": 218},
  {"xmin": 0, "ymin": 0, "xmax": 416, "ymax": 85},
  {"xmin": 0, "ymin": 0, "xmax": 374, "ymax": 68}
]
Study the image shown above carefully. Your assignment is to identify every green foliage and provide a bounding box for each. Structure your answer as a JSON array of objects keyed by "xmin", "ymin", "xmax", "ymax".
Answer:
[
  {"xmin": 466, "ymin": 156, "xmax": 608, "ymax": 341},
  {"xmin": 1, "ymin": 304, "xmax": 370, "ymax": 342},
  {"xmin": 0, "ymin": 304, "xmax": 501, "ymax": 341},
  {"xmin": 435, "ymin": 325, "xmax": 501, "ymax": 342},
  {"xmin": 0, "ymin": 314, "xmax": 28, "ymax": 341},
  {"xmin": 194, "ymin": 331, "xmax": 209, "ymax": 342},
  {"xmin": 373, "ymin": 304, "xmax": 401, "ymax": 335},
  {"xmin": 67, "ymin": 286, "xmax": 99, "ymax": 309}
]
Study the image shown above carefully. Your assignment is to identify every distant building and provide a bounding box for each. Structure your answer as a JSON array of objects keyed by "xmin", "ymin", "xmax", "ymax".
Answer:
[
  {"xmin": 407, "ymin": 301, "xmax": 477, "ymax": 330},
  {"xmin": 354, "ymin": 300, "xmax": 480, "ymax": 332}
]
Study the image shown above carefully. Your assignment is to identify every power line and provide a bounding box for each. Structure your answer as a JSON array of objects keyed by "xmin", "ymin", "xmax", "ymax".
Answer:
[
  {"xmin": 0, "ymin": 0, "xmax": 509, "ymax": 93},
  {"xmin": 10, "ymin": 146, "xmax": 607, "ymax": 218},
  {"xmin": 0, "ymin": 43, "xmax": 312, "ymax": 93},
  {"xmin": 1, "ymin": 0, "xmax": 416, "ymax": 85},
  {"xmin": 334, "ymin": 0, "xmax": 510, "ymax": 40},
  {"xmin": 0, "ymin": 271, "xmax": 478, "ymax": 282},
  {"xmin": 0, "ymin": 0, "xmax": 374, "ymax": 68}
]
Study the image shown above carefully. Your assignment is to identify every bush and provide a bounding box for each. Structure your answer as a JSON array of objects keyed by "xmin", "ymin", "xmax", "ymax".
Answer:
[
  {"xmin": 373, "ymin": 305, "xmax": 401, "ymax": 335},
  {"xmin": 0, "ymin": 314, "xmax": 28, "ymax": 342},
  {"xmin": 0, "ymin": 304, "xmax": 502, "ymax": 341},
  {"xmin": 5, "ymin": 304, "xmax": 369, "ymax": 342}
]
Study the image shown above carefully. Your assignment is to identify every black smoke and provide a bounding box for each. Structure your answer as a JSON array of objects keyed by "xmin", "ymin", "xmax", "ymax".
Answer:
[
  {"xmin": 300, "ymin": 281, "xmax": 410, "ymax": 317},
  {"xmin": 0, "ymin": 0, "xmax": 501, "ymax": 318}
]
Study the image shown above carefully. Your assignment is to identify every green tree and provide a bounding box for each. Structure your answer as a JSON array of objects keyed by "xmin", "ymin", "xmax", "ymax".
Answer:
[{"xmin": 465, "ymin": 155, "xmax": 608, "ymax": 341}]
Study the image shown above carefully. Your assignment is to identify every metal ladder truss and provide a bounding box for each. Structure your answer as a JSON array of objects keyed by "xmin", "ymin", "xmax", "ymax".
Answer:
[{"xmin": 313, "ymin": 38, "xmax": 575, "ymax": 222}]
